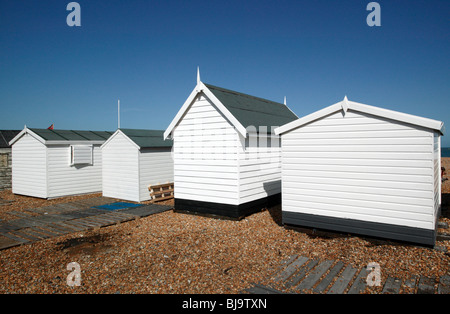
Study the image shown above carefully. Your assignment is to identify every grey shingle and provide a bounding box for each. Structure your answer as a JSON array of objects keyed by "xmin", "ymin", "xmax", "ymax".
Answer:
[
  {"xmin": 204, "ymin": 83, "xmax": 298, "ymax": 133},
  {"xmin": 0, "ymin": 130, "xmax": 21, "ymax": 148},
  {"xmin": 120, "ymin": 129, "xmax": 173, "ymax": 149},
  {"xmin": 29, "ymin": 129, "xmax": 113, "ymax": 142}
]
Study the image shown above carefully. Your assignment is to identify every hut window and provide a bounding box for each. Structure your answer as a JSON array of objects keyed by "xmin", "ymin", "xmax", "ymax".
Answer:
[{"xmin": 70, "ymin": 145, "xmax": 93, "ymax": 166}]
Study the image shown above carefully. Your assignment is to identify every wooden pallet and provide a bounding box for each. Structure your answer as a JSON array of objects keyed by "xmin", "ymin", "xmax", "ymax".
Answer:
[{"xmin": 148, "ymin": 183, "xmax": 174, "ymax": 203}]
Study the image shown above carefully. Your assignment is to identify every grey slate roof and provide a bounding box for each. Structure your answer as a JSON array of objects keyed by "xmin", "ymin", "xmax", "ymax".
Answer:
[
  {"xmin": 29, "ymin": 128, "xmax": 113, "ymax": 142},
  {"xmin": 0, "ymin": 130, "xmax": 21, "ymax": 148},
  {"xmin": 204, "ymin": 83, "xmax": 298, "ymax": 133},
  {"xmin": 120, "ymin": 129, "xmax": 172, "ymax": 149}
]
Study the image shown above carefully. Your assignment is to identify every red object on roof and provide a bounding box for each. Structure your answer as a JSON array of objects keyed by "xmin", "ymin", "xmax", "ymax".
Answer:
[{"xmin": 48, "ymin": 124, "xmax": 54, "ymax": 130}]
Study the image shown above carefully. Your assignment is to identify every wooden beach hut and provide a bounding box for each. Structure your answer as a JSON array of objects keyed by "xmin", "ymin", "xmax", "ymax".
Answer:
[
  {"xmin": 164, "ymin": 73, "xmax": 298, "ymax": 219},
  {"xmin": 101, "ymin": 129, "xmax": 173, "ymax": 202},
  {"xmin": 275, "ymin": 97, "xmax": 444, "ymax": 246},
  {"xmin": 9, "ymin": 127, "xmax": 113, "ymax": 199}
]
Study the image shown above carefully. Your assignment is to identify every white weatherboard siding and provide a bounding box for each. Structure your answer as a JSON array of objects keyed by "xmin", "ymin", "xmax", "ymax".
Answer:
[
  {"xmin": 102, "ymin": 132, "xmax": 139, "ymax": 202},
  {"xmin": 11, "ymin": 133, "xmax": 47, "ymax": 198},
  {"xmin": 47, "ymin": 144, "xmax": 103, "ymax": 198},
  {"xmin": 282, "ymin": 110, "xmax": 436, "ymax": 230},
  {"xmin": 433, "ymin": 131, "xmax": 441, "ymax": 218},
  {"xmin": 139, "ymin": 148, "xmax": 174, "ymax": 201},
  {"xmin": 173, "ymin": 94, "xmax": 240, "ymax": 205},
  {"xmin": 238, "ymin": 133, "xmax": 282, "ymax": 204}
]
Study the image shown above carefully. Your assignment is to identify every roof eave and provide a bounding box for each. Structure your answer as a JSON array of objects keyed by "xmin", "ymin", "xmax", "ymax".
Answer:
[
  {"xmin": 46, "ymin": 140, "xmax": 106, "ymax": 145},
  {"xmin": 275, "ymin": 99, "xmax": 444, "ymax": 136},
  {"xmin": 275, "ymin": 102, "xmax": 342, "ymax": 135}
]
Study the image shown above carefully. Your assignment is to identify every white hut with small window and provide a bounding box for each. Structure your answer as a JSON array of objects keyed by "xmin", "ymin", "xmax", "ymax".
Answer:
[
  {"xmin": 275, "ymin": 97, "xmax": 444, "ymax": 246},
  {"xmin": 9, "ymin": 127, "xmax": 112, "ymax": 199},
  {"xmin": 101, "ymin": 129, "xmax": 173, "ymax": 202},
  {"xmin": 164, "ymin": 73, "xmax": 298, "ymax": 219}
]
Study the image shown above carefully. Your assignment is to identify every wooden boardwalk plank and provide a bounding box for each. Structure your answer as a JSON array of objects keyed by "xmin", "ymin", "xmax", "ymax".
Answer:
[
  {"xmin": 9, "ymin": 230, "xmax": 41, "ymax": 242},
  {"xmin": 245, "ymin": 284, "xmax": 284, "ymax": 294},
  {"xmin": 438, "ymin": 275, "xmax": 450, "ymax": 294},
  {"xmin": 285, "ymin": 259, "xmax": 318, "ymax": 289},
  {"xmin": 80, "ymin": 217, "xmax": 108, "ymax": 226},
  {"xmin": 327, "ymin": 264, "xmax": 358, "ymax": 294},
  {"xmin": 296, "ymin": 260, "xmax": 334, "ymax": 292},
  {"xmin": 382, "ymin": 277, "xmax": 402, "ymax": 294},
  {"xmin": 0, "ymin": 221, "xmax": 22, "ymax": 233},
  {"xmin": 403, "ymin": 275, "xmax": 418, "ymax": 293},
  {"xmin": 45, "ymin": 222, "xmax": 77, "ymax": 233},
  {"xmin": 1, "ymin": 232, "xmax": 30, "ymax": 244},
  {"xmin": 269, "ymin": 255, "xmax": 298, "ymax": 279},
  {"xmin": 273, "ymin": 256, "xmax": 308, "ymax": 282},
  {"xmin": 313, "ymin": 261, "xmax": 345, "ymax": 293},
  {"xmin": 417, "ymin": 276, "xmax": 437, "ymax": 294},
  {"xmin": 6, "ymin": 211, "xmax": 36, "ymax": 219},
  {"xmin": 32, "ymin": 226, "xmax": 61, "ymax": 237},
  {"xmin": 71, "ymin": 219, "xmax": 99, "ymax": 227},
  {"xmin": 347, "ymin": 268, "xmax": 370, "ymax": 294},
  {"xmin": 57, "ymin": 220, "xmax": 88, "ymax": 232},
  {"xmin": 108, "ymin": 212, "xmax": 137, "ymax": 222},
  {"xmin": 0, "ymin": 234, "xmax": 25, "ymax": 250},
  {"xmin": 20, "ymin": 228, "xmax": 50, "ymax": 240}
]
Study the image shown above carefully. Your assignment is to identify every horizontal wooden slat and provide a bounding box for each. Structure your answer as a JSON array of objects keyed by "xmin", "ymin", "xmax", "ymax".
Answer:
[
  {"xmin": 282, "ymin": 129, "xmax": 431, "ymax": 139},
  {"xmin": 282, "ymin": 136, "xmax": 432, "ymax": 146},
  {"xmin": 283, "ymin": 151, "xmax": 432, "ymax": 160},
  {"xmin": 283, "ymin": 186, "xmax": 432, "ymax": 207},
  {"xmin": 283, "ymin": 181, "xmax": 432, "ymax": 199},
  {"xmin": 282, "ymin": 170, "xmax": 432, "ymax": 184},
  {"xmin": 282, "ymin": 193, "xmax": 429, "ymax": 214},
  {"xmin": 281, "ymin": 163, "xmax": 431, "ymax": 175},
  {"xmin": 283, "ymin": 144, "xmax": 431, "ymax": 153},
  {"xmin": 282, "ymin": 157, "xmax": 432, "ymax": 168}
]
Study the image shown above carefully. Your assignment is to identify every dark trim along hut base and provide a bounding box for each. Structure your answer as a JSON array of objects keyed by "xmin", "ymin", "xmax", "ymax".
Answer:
[
  {"xmin": 175, "ymin": 193, "xmax": 281, "ymax": 220},
  {"xmin": 282, "ymin": 211, "xmax": 436, "ymax": 247}
]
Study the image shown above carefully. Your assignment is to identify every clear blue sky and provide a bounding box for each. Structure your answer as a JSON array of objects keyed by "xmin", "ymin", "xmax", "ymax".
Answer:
[{"xmin": 1, "ymin": 1, "xmax": 449, "ymax": 144}]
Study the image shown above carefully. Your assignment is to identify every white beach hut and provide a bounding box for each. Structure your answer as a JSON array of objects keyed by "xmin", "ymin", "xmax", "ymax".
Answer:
[
  {"xmin": 101, "ymin": 129, "xmax": 173, "ymax": 202},
  {"xmin": 164, "ymin": 74, "xmax": 298, "ymax": 219},
  {"xmin": 9, "ymin": 127, "xmax": 113, "ymax": 199},
  {"xmin": 275, "ymin": 97, "xmax": 444, "ymax": 246}
]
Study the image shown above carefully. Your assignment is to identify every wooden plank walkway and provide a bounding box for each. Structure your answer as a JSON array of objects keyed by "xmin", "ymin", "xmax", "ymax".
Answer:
[
  {"xmin": 244, "ymin": 255, "xmax": 450, "ymax": 294},
  {"xmin": 0, "ymin": 198, "xmax": 173, "ymax": 251}
]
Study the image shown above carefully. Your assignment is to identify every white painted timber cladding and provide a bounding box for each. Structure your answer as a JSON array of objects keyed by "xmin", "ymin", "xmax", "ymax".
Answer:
[
  {"xmin": 281, "ymin": 109, "xmax": 436, "ymax": 230},
  {"xmin": 102, "ymin": 132, "xmax": 140, "ymax": 202},
  {"xmin": 173, "ymin": 94, "xmax": 240, "ymax": 205},
  {"xmin": 237, "ymin": 133, "xmax": 282, "ymax": 204},
  {"xmin": 47, "ymin": 144, "xmax": 102, "ymax": 198},
  {"xmin": 139, "ymin": 148, "xmax": 174, "ymax": 201},
  {"xmin": 11, "ymin": 133, "xmax": 47, "ymax": 198},
  {"xmin": 433, "ymin": 132, "xmax": 441, "ymax": 218}
]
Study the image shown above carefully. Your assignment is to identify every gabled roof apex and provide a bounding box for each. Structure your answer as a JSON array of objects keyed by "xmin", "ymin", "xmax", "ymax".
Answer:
[
  {"xmin": 275, "ymin": 97, "xmax": 444, "ymax": 136},
  {"xmin": 164, "ymin": 78, "xmax": 298, "ymax": 139}
]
